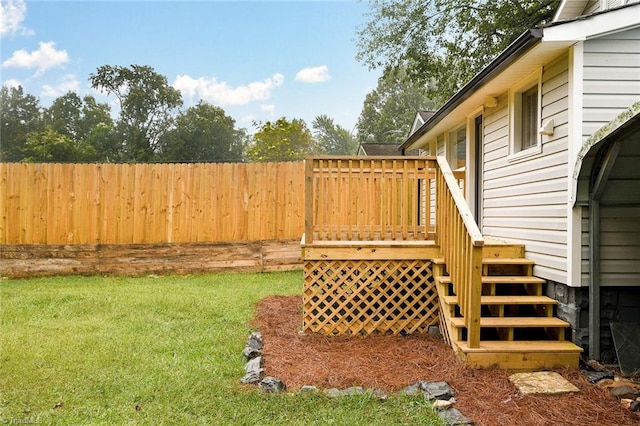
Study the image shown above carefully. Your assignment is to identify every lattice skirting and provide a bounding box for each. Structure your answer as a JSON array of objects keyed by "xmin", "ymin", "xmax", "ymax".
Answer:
[{"xmin": 303, "ymin": 259, "xmax": 439, "ymax": 335}]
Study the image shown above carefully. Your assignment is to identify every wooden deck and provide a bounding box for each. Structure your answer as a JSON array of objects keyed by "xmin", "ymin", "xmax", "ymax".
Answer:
[{"xmin": 301, "ymin": 156, "xmax": 583, "ymax": 370}]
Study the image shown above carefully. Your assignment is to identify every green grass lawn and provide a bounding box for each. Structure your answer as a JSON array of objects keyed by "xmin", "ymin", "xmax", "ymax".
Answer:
[{"xmin": 0, "ymin": 271, "xmax": 442, "ymax": 425}]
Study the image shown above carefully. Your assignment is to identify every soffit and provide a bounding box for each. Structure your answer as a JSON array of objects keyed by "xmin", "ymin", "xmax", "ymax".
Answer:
[{"xmin": 407, "ymin": 41, "xmax": 573, "ymax": 150}]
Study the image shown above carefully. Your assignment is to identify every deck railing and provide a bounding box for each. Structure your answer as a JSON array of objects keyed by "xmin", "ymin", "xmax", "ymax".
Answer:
[
  {"xmin": 435, "ymin": 156, "xmax": 484, "ymax": 348},
  {"xmin": 304, "ymin": 156, "xmax": 438, "ymax": 243}
]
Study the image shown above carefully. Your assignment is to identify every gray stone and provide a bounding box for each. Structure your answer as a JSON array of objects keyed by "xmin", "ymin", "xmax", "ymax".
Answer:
[
  {"xmin": 299, "ymin": 385, "xmax": 319, "ymax": 393},
  {"xmin": 421, "ymin": 381, "xmax": 455, "ymax": 401},
  {"xmin": 582, "ymin": 370, "xmax": 614, "ymax": 384},
  {"xmin": 240, "ymin": 370, "xmax": 261, "ymax": 384},
  {"xmin": 324, "ymin": 388, "xmax": 342, "ymax": 398},
  {"xmin": 609, "ymin": 386, "xmax": 640, "ymax": 400},
  {"xmin": 244, "ymin": 356, "xmax": 262, "ymax": 373},
  {"xmin": 342, "ymin": 386, "xmax": 365, "ymax": 396},
  {"xmin": 630, "ymin": 401, "xmax": 640, "ymax": 412},
  {"xmin": 400, "ymin": 383, "xmax": 422, "ymax": 396},
  {"xmin": 240, "ymin": 356, "xmax": 263, "ymax": 384},
  {"xmin": 260, "ymin": 376, "xmax": 285, "ymax": 393},
  {"xmin": 243, "ymin": 331, "xmax": 263, "ymax": 359},
  {"xmin": 438, "ymin": 408, "xmax": 474, "ymax": 425}
]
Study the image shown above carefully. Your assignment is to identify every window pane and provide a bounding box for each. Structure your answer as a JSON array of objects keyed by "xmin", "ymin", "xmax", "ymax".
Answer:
[
  {"xmin": 521, "ymin": 86, "xmax": 538, "ymax": 150},
  {"xmin": 449, "ymin": 127, "xmax": 466, "ymax": 169}
]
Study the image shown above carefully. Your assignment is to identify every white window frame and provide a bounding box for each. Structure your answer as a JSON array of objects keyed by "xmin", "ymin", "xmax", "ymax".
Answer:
[
  {"xmin": 509, "ymin": 69, "xmax": 543, "ymax": 161},
  {"xmin": 446, "ymin": 123, "xmax": 467, "ymax": 171}
]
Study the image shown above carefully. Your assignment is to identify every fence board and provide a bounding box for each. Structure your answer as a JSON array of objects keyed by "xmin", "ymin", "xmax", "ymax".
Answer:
[{"xmin": 0, "ymin": 161, "xmax": 306, "ymax": 245}]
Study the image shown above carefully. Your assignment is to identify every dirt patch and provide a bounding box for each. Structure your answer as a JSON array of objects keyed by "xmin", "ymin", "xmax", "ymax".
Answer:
[{"xmin": 253, "ymin": 295, "xmax": 639, "ymax": 426}]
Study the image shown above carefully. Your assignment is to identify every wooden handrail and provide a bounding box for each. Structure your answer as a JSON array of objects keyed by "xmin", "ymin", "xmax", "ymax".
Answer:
[
  {"xmin": 304, "ymin": 156, "xmax": 439, "ymax": 243},
  {"xmin": 435, "ymin": 156, "xmax": 483, "ymax": 348}
]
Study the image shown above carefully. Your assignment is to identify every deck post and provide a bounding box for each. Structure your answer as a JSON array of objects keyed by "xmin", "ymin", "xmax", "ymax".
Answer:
[
  {"xmin": 467, "ymin": 244, "xmax": 483, "ymax": 348},
  {"xmin": 304, "ymin": 158, "xmax": 314, "ymax": 244}
]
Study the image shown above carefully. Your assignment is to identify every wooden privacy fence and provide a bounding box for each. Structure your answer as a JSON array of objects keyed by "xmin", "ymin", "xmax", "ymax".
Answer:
[
  {"xmin": 305, "ymin": 156, "xmax": 438, "ymax": 242},
  {"xmin": 0, "ymin": 161, "xmax": 305, "ymax": 245}
]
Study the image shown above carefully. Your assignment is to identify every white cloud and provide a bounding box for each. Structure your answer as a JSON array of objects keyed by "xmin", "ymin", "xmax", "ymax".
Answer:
[
  {"xmin": 0, "ymin": 0, "xmax": 27, "ymax": 37},
  {"xmin": 260, "ymin": 104, "xmax": 275, "ymax": 115},
  {"xmin": 2, "ymin": 41, "xmax": 69, "ymax": 76},
  {"xmin": 2, "ymin": 78, "xmax": 21, "ymax": 89},
  {"xmin": 172, "ymin": 73, "xmax": 284, "ymax": 106},
  {"xmin": 295, "ymin": 65, "xmax": 330, "ymax": 83},
  {"xmin": 41, "ymin": 74, "xmax": 79, "ymax": 97}
]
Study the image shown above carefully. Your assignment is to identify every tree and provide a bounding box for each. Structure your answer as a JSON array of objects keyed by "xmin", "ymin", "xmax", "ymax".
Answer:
[
  {"xmin": 246, "ymin": 118, "xmax": 318, "ymax": 162},
  {"xmin": 158, "ymin": 101, "xmax": 248, "ymax": 162},
  {"xmin": 356, "ymin": 0, "xmax": 559, "ymax": 105},
  {"xmin": 22, "ymin": 128, "xmax": 95, "ymax": 162},
  {"xmin": 89, "ymin": 64, "xmax": 183, "ymax": 161},
  {"xmin": 0, "ymin": 85, "xmax": 43, "ymax": 161},
  {"xmin": 356, "ymin": 68, "xmax": 435, "ymax": 145},
  {"xmin": 44, "ymin": 92, "xmax": 115, "ymax": 161},
  {"xmin": 312, "ymin": 115, "xmax": 358, "ymax": 155}
]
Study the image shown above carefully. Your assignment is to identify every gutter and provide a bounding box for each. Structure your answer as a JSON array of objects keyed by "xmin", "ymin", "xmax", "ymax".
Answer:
[{"xmin": 400, "ymin": 28, "xmax": 544, "ymax": 153}]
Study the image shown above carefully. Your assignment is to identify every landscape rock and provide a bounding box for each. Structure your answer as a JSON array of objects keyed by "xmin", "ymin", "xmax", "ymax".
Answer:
[
  {"xmin": 299, "ymin": 385, "xmax": 319, "ymax": 393},
  {"xmin": 421, "ymin": 381, "xmax": 455, "ymax": 401},
  {"xmin": 324, "ymin": 388, "xmax": 342, "ymax": 398},
  {"xmin": 608, "ymin": 385, "xmax": 640, "ymax": 400},
  {"xmin": 260, "ymin": 376, "xmax": 285, "ymax": 393},
  {"xmin": 630, "ymin": 400, "xmax": 640, "ymax": 412},
  {"xmin": 342, "ymin": 386, "xmax": 365, "ymax": 396},
  {"xmin": 240, "ymin": 370, "xmax": 261, "ymax": 384},
  {"xmin": 438, "ymin": 407, "xmax": 474, "ymax": 425},
  {"xmin": 243, "ymin": 331, "xmax": 263, "ymax": 360},
  {"xmin": 582, "ymin": 370, "xmax": 614, "ymax": 384},
  {"xmin": 240, "ymin": 356, "xmax": 263, "ymax": 384},
  {"xmin": 400, "ymin": 383, "xmax": 422, "ymax": 396}
]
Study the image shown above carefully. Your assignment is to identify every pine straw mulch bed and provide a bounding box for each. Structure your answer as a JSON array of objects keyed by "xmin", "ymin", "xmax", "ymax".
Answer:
[{"xmin": 253, "ymin": 295, "xmax": 639, "ymax": 426}]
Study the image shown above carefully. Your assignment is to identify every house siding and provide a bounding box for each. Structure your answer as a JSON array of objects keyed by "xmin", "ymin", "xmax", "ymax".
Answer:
[
  {"xmin": 482, "ymin": 53, "xmax": 570, "ymax": 284},
  {"xmin": 582, "ymin": 27, "xmax": 640, "ymax": 140}
]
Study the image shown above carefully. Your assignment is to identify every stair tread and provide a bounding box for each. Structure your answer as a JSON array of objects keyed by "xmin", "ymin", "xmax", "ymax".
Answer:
[
  {"xmin": 442, "ymin": 295, "xmax": 557, "ymax": 305},
  {"xmin": 449, "ymin": 316, "xmax": 569, "ymax": 328},
  {"xmin": 435, "ymin": 276, "xmax": 546, "ymax": 284},
  {"xmin": 454, "ymin": 340, "xmax": 584, "ymax": 353},
  {"xmin": 482, "ymin": 258, "xmax": 535, "ymax": 265}
]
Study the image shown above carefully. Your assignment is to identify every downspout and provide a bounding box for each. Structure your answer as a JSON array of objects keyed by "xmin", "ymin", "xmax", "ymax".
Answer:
[{"xmin": 588, "ymin": 198, "xmax": 600, "ymax": 360}]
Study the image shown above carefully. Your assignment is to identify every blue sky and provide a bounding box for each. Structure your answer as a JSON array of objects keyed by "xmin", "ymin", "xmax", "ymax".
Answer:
[{"xmin": 1, "ymin": 0, "xmax": 381, "ymax": 133}]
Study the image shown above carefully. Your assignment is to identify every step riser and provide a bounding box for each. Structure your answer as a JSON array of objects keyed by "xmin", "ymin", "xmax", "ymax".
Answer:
[{"xmin": 461, "ymin": 352, "xmax": 580, "ymax": 371}]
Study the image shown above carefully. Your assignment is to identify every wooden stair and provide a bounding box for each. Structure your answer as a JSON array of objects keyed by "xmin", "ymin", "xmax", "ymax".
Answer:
[{"xmin": 434, "ymin": 245, "xmax": 583, "ymax": 370}]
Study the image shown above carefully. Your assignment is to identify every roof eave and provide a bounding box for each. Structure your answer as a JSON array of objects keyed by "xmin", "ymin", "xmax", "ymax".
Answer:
[{"xmin": 399, "ymin": 28, "xmax": 543, "ymax": 153}]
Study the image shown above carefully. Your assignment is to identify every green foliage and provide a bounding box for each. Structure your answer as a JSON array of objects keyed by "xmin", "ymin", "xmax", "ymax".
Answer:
[
  {"xmin": 312, "ymin": 114, "xmax": 358, "ymax": 155},
  {"xmin": 356, "ymin": 68, "xmax": 435, "ymax": 145},
  {"xmin": 246, "ymin": 117, "xmax": 319, "ymax": 162},
  {"xmin": 22, "ymin": 127, "xmax": 96, "ymax": 162},
  {"xmin": 158, "ymin": 101, "xmax": 249, "ymax": 162},
  {"xmin": 0, "ymin": 272, "xmax": 443, "ymax": 425},
  {"xmin": 0, "ymin": 85, "xmax": 43, "ymax": 161},
  {"xmin": 356, "ymin": 0, "xmax": 559, "ymax": 105},
  {"xmin": 89, "ymin": 64, "xmax": 183, "ymax": 161}
]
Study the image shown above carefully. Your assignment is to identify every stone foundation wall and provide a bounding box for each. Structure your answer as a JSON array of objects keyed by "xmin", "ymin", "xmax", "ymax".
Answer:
[{"xmin": 0, "ymin": 239, "xmax": 302, "ymax": 278}]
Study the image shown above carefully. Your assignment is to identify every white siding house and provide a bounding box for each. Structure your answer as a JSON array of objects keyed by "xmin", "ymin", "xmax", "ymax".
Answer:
[{"xmin": 400, "ymin": 1, "xmax": 640, "ymax": 360}]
